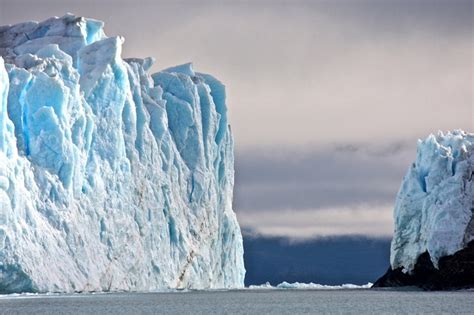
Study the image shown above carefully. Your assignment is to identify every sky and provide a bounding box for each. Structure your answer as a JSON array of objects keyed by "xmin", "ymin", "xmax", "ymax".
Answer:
[{"xmin": 1, "ymin": 0, "xmax": 473, "ymax": 240}]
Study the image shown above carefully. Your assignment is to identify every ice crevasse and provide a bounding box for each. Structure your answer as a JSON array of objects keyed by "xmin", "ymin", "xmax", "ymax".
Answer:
[{"xmin": 0, "ymin": 14, "xmax": 245, "ymax": 293}]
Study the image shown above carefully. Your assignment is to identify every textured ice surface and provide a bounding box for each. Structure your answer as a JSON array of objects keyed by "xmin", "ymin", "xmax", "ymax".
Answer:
[
  {"xmin": 390, "ymin": 130, "xmax": 474, "ymax": 272},
  {"xmin": 0, "ymin": 14, "xmax": 244, "ymax": 293}
]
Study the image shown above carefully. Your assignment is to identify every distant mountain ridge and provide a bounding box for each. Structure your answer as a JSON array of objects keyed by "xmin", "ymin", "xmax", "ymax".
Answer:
[{"xmin": 243, "ymin": 234, "xmax": 390, "ymax": 286}]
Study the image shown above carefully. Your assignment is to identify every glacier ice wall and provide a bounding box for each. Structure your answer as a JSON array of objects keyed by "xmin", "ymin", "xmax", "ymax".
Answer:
[
  {"xmin": 0, "ymin": 14, "xmax": 245, "ymax": 293},
  {"xmin": 390, "ymin": 130, "xmax": 474, "ymax": 272}
]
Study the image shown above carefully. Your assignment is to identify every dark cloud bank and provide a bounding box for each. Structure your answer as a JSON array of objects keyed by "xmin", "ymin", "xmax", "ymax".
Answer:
[{"xmin": 234, "ymin": 142, "xmax": 414, "ymax": 238}]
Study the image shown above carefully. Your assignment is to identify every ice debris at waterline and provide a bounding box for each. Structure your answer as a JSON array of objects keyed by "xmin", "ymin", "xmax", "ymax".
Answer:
[
  {"xmin": 0, "ymin": 14, "xmax": 245, "ymax": 293},
  {"xmin": 374, "ymin": 130, "xmax": 474, "ymax": 290},
  {"xmin": 248, "ymin": 282, "xmax": 373, "ymax": 290}
]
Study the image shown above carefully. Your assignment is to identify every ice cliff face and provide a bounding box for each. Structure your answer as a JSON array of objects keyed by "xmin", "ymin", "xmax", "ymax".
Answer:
[
  {"xmin": 390, "ymin": 130, "xmax": 474, "ymax": 272},
  {"xmin": 0, "ymin": 14, "xmax": 245, "ymax": 293}
]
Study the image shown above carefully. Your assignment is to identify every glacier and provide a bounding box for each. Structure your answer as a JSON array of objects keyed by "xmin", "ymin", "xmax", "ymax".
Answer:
[
  {"xmin": 390, "ymin": 130, "xmax": 474, "ymax": 272},
  {"xmin": 0, "ymin": 14, "xmax": 245, "ymax": 293}
]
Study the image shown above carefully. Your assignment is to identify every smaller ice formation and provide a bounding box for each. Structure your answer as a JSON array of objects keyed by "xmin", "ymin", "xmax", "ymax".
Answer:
[
  {"xmin": 374, "ymin": 130, "xmax": 474, "ymax": 289},
  {"xmin": 391, "ymin": 130, "xmax": 474, "ymax": 271}
]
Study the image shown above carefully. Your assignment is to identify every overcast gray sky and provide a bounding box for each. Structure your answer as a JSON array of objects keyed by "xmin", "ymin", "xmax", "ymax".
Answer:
[{"xmin": 1, "ymin": 0, "xmax": 472, "ymax": 239}]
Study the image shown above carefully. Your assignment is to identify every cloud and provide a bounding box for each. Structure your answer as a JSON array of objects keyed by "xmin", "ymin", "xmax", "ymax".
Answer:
[
  {"xmin": 232, "ymin": 143, "xmax": 414, "ymax": 239},
  {"xmin": 234, "ymin": 142, "xmax": 414, "ymax": 212},
  {"xmin": 237, "ymin": 203, "xmax": 394, "ymax": 239},
  {"xmin": 1, "ymin": 0, "xmax": 472, "ymax": 149},
  {"xmin": 1, "ymin": 0, "xmax": 470, "ymax": 239}
]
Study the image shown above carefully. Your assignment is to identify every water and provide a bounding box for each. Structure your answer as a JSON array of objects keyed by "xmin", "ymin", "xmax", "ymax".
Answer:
[{"xmin": 0, "ymin": 289, "xmax": 473, "ymax": 314}]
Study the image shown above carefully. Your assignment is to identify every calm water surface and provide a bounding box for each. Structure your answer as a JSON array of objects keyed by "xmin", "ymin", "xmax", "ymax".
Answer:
[{"xmin": 0, "ymin": 289, "xmax": 472, "ymax": 314}]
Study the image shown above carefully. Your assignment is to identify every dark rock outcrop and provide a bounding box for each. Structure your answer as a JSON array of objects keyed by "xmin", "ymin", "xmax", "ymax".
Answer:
[{"xmin": 373, "ymin": 241, "xmax": 474, "ymax": 290}]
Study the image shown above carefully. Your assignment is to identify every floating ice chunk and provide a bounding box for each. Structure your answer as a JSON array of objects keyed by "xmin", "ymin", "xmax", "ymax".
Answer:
[{"xmin": 248, "ymin": 281, "xmax": 373, "ymax": 290}]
